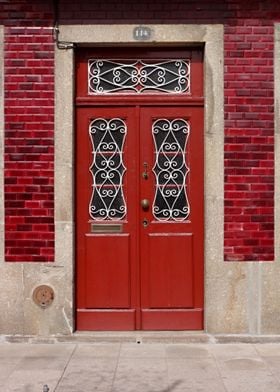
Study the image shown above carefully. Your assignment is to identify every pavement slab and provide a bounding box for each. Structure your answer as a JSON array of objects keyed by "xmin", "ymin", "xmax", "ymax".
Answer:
[
  {"xmin": 166, "ymin": 344, "xmax": 211, "ymax": 359},
  {"xmin": 112, "ymin": 357, "xmax": 168, "ymax": 392},
  {"xmin": 0, "ymin": 342, "xmax": 280, "ymax": 391},
  {"xmin": 120, "ymin": 343, "xmax": 165, "ymax": 358},
  {"xmin": 73, "ymin": 343, "xmax": 121, "ymax": 358},
  {"xmin": 167, "ymin": 357, "xmax": 226, "ymax": 392},
  {"xmin": 0, "ymin": 344, "xmax": 75, "ymax": 392},
  {"xmin": 254, "ymin": 343, "xmax": 280, "ymax": 383}
]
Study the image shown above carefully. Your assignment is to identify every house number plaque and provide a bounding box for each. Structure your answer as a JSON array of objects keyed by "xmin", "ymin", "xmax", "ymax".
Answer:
[{"xmin": 133, "ymin": 26, "xmax": 152, "ymax": 40}]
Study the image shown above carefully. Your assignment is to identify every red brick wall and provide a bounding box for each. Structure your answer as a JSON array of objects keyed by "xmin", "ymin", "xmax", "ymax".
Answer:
[
  {"xmin": 224, "ymin": 21, "xmax": 274, "ymax": 261},
  {"xmin": 1, "ymin": 0, "xmax": 279, "ymax": 261},
  {"xmin": 2, "ymin": 2, "xmax": 54, "ymax": 261}
]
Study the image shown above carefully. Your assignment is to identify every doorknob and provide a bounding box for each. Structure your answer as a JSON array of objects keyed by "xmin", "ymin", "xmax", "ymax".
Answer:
[{"xmin": 141, "ymin": 199, "xmax": 150, "ymax": 210}]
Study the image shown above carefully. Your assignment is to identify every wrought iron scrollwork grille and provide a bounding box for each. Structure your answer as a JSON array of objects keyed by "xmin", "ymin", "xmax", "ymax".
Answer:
[
  {"xmin": 88, "ymin": 59, "xmax": 190, "ymax": 94},
  {"xmin": 152, "ymin": 118, "xmax": 190, "ymax": 222},
  {"xmin": 89, "ymin": 118, "xmax": 127, "ymax": 221}
]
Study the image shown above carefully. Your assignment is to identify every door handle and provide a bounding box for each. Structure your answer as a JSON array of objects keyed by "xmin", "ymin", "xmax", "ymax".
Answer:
[{"xmin": 141, "ymin": 199, "xmax": 150, "ymax": 211}]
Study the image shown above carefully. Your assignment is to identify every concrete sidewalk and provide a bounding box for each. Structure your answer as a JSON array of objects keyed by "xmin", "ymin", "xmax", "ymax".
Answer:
[{"xmin": 0, "ymin": 342, "xmax": 280, "ymax": 392}]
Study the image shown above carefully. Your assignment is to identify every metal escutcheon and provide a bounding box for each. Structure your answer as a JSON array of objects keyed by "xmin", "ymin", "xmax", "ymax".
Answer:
[{"xmin": 143, "ymin": 218, "xmax": 149, "ymax": 228}]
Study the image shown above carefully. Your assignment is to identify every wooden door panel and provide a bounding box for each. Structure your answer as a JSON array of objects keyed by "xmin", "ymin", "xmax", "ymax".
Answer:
[
  {"xmin": 147, "ymin": 234, "xmax": 193, "ymax": 308},
  {"xmin": 85, "ymin": 234, "xmax": 131, "ymax": 308},
  {"xmin": 141, "ymin": 309, "xmax": 203, "ymax": 330},
  {"xmin": 140, "ymin": 107, "xmax": 204, "ymax": 330},
  {"xmin": 76, "ymin": 309, "xmax": 136, "ymax": 331},
  {"xmin": 76, "ymin": 107, "xmax": 138, "ymax": 330}
]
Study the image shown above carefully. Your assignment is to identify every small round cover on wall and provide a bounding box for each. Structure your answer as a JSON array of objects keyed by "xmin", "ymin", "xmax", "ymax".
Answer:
[{"xmin": 32, "ymin": 285, "xmax": 54, "ymax": 308}]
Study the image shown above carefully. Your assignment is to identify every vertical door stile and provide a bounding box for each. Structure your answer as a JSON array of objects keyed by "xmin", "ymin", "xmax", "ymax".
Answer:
[
  {"xmin": 139, "ymin": 108, "xmax": 152, "ymax": 317},
  {"xmin": 135, "ymin": 105, "xmax": 141, "ymax": 330}
]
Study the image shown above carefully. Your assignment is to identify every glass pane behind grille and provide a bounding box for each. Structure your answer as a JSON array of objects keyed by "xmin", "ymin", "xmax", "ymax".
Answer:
[
  {"xmin": 88, "ymin": 60, "xmax": 190, "ymax": 94},
  {"xmin": 152, "ymin": 118, "xmax": 190, "ymax": 221},
  {"xmin": 89, "ymin": 118, "xmax": 127, "ymax": 220}
]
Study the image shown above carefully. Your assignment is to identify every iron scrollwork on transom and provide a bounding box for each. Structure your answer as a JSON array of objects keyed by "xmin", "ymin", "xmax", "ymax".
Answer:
[
  {"xmin": 89, "ymin": 118, "xmax": 127, "ymax": 220},
  {"xmin": 88, "ymin": 59, "xmax": 190, "ymax": 94},
  {"xmin": 152, "ymin": 118, "xmax": 190, "ymax": 221}
]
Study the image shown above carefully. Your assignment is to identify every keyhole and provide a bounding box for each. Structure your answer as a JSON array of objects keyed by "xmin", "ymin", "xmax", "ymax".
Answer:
[
  {"xmin": 142, "ymin": 162, "xmax": 148, "ymax": 180},
  {"xmin": 143, "ymin": 218, "xmax": 149, "ymax": 227}
]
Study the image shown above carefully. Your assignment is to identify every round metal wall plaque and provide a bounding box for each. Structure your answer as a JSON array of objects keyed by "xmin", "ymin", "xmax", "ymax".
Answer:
[{"xmin": 33, "ymin": 285, "xmax": 54, "ymax": 308}]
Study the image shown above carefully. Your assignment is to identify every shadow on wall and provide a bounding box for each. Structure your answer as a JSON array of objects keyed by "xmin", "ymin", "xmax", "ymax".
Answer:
[{"xmin": 54, "ymin": 0, "xmax": 238, "ymax": 25}]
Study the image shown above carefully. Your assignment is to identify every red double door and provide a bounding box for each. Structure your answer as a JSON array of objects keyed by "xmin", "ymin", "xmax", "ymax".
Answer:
[{"xmin": 76, "ymin": 105, "xmax": 204, "ymax": 330}]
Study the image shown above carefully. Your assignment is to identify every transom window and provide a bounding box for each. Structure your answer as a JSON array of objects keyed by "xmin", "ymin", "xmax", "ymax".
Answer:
[{"xmin": 88, "ymin": 59, "xmax": 190, "ymax": 94}]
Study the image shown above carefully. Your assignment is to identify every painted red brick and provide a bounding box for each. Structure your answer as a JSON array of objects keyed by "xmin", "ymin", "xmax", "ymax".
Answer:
[
  {"xmin": 2, "ymin": 2, "xmax": 54, "ymax": 262},
  {"xmin": 1, "ymin": 0, "xmax": 278, "ymax": 261}
]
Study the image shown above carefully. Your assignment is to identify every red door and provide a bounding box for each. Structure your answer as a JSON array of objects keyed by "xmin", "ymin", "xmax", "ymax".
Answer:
[
  {"xmin": 75, "ymin": 48, "xmax": 204, "ymax": 330},
  {"xmin": 76, "ymin": 105, "xmax": 204, "ymax": 330}
]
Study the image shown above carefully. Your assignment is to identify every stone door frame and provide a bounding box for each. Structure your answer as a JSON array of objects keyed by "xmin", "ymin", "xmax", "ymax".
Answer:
[{"xmin": 55, "ymin": 24, "xmax": 224, "ymax": 332}]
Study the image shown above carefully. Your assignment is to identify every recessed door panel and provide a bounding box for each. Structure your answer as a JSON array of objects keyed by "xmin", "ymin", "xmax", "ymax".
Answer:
[
  {"xmin": 85, "ymin": 234, "xmax": 131, "ymax": 308},
  {"xmin": 147, "ymin": 234, "xmax": 193, "ymax": 309}
]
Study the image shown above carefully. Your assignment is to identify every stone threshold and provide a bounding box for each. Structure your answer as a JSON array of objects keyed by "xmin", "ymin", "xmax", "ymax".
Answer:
[{"xmin": 1, "ymin": 332, "xmax": 280, "ymax": 344}]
